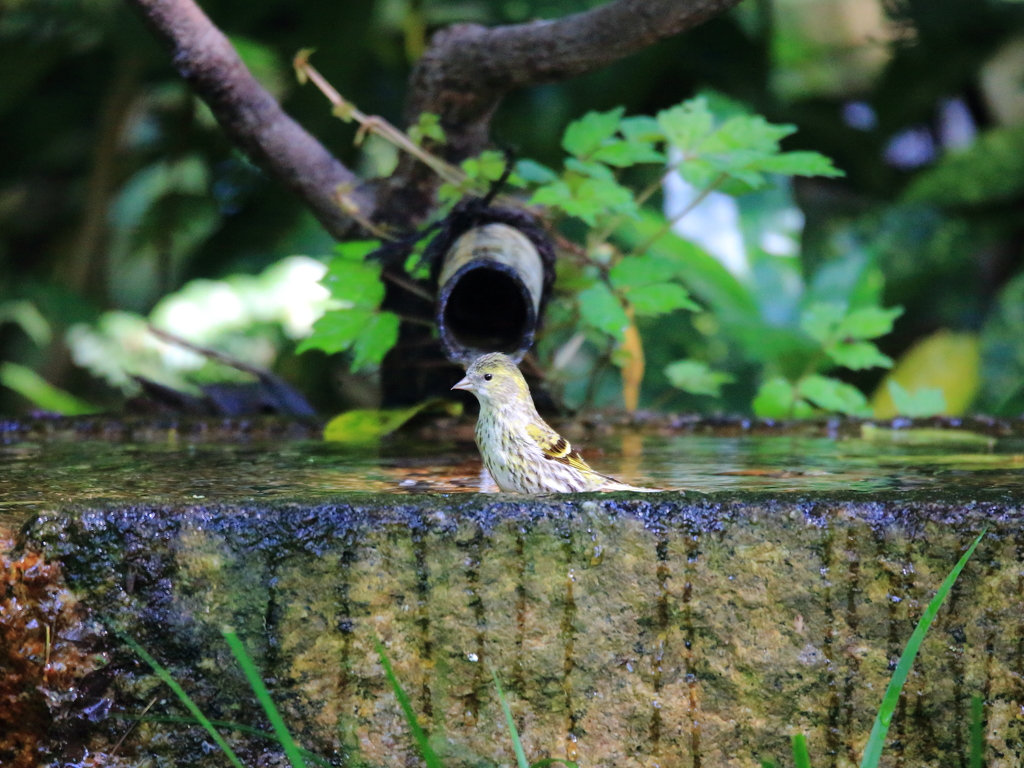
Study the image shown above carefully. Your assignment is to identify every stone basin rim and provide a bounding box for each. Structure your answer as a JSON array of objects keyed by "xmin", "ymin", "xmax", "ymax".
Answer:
[
  {"xmin": 3, "ymin": 412, "xmax": 1024, "ymax": 444},
  {"xmin": 13, "ymin": 493, "xmax": 1023, "ymax": 550}
]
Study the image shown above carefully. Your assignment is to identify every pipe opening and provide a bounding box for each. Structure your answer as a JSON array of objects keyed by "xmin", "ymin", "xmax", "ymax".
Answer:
[{"xmin": 441, "ymin": 265, "xmax": 533, "ymax": 358}]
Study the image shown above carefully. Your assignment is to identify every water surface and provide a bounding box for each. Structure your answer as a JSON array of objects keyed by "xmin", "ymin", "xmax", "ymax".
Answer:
[{"xmin": 3, "ymin": 426, "xmax": 1023, "ymax": 523}]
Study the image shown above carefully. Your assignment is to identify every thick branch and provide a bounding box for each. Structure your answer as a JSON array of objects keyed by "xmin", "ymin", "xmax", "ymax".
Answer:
[
  {"xmin": 409, "ymin": 0, "xmax": 744, "ymax": 157},
  {"xmin": 129, "ymin": 0, "xmax": 371, "ymax": 239}
]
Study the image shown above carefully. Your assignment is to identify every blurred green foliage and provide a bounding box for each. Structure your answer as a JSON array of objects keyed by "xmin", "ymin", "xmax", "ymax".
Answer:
[{"xmin": 3, "ymin": 0, "xmax": 1024, "ymax": 418}]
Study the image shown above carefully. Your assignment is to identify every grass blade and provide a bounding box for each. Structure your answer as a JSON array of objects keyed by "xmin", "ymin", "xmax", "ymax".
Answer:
[
  {"xmin": 791, "ymin": 733, "xmax": 812, "ymax": 768},
  {"xmin": 760, "ymin": 761, "xmax": 777, "ymax": 768},
  {"xmin": 970, "ymin": 694, "xmax": 984, "ymax": 768},
  {"xmin": 375, "ymin": 639, "xmax": 445, "ymax": 768},
  {"xmin": 118, "ymin": 632, "xmax": 246, "ymax": 768},
  {"xmin": 491, "ymin": 668, "xmax": 529, "ymax": 768},
  {"xmin": 529, "ymin": 760, "xmax": 579, "ymax": 768},
  {"xmin": 116, "ymin": 715, "xmax": 334, "ymax": 768},
  {"xmin": 222, "ymin": 627, "xmax": 308, "ymax": 768},
  {"xmin": 859, "ymin": 528, "xmax": 986, "ymax": 768}
]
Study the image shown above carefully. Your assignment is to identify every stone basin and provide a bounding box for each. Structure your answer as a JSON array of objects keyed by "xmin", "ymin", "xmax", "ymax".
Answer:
[{"xmin": 2, "ymin": 415, "xmax": 1024, "ymax": 768}]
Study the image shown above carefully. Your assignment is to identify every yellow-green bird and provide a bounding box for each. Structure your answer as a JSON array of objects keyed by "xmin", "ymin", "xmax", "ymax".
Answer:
[{"xmin": 452, "ymin": 352, "xmax": 659, "ymax": 493}]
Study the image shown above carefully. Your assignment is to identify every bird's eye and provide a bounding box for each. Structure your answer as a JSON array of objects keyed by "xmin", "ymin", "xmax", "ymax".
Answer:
[{"xmin": 483, "ymin": 373, "xmax": 493, "ymax": 381}]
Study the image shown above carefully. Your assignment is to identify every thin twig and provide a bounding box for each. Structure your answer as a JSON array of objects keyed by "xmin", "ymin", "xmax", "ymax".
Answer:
[
  {"xmin": 581, "ymin": 345, "xmax": 613, "ymax": 411},
  {"xmin": 335, "ymin": 184, "xmax": 397, "ymax": 241},
  {"xmin": 395, "ymin": 313, "xmax": 436, "ymax": 328},
  {"xmin": 590, "ymin": 159, "xmax": 683, "ymax": 247},
  {"xmin": 632, "ymin": 171, "xmax": 728, "ymax": 255},
  {"xmin": 294, "ymin": 52, "xmax": 466, "ymax": 187},
  {"xmin": 112, "ymin": 696, "xmax": 159, "ymax": 756},
  {"xmin": 382, "ymin": 270, "xmax": 435, "ymax": 302},
  {"xmin": 148, "ymin": 326, "xmax": 266, "ymax": 377}
]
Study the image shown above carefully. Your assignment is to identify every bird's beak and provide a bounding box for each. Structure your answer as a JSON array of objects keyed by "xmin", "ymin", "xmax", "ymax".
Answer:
[{"xmin": 451, "ymin": 376, "xmax": 473, "ymax": 392}]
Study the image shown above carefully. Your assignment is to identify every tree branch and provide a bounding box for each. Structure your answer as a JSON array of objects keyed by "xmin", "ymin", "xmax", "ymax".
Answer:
[
  {"xmin": 374, "ymin": 0, "xmax": 743, "ymax": 225},
  {"xmin": 128, "ymin": 0, "xmax": 372, "ymax": 239},
  {"xmin": 408, "ymin": 0, "xmax": 744, "ymax": 158}
]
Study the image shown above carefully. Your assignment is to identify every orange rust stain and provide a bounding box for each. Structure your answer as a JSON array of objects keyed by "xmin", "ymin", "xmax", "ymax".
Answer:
[{"xmin": 1, "ymin": 536, "xmax": 106, "ymax": 768}]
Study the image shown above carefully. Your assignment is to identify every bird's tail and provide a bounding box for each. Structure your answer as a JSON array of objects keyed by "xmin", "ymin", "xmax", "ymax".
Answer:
[{"xmin": 598, "ymin": 480, "xmax": 668, "ymax": 493}]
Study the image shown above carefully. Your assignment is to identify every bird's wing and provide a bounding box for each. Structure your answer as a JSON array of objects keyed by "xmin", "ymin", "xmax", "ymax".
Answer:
[
  {"xmin": 524, "ymin": 421, "xmax": 663, "ymax": 492},
  {"xmin": 524, "ymin": 422, "xmax": 595, "ymax": 474}
]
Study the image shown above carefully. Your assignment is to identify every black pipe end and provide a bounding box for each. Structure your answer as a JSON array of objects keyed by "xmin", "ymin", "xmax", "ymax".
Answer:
[{"xmin": 438, "ymin": 261, "xmax": 537, "ymax": 364}]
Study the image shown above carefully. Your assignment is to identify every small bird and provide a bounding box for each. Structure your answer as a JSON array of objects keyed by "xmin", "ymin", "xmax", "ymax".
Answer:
[{"xmin": 451, "ymin": 352, "xmax": 659, "ymax": 493}]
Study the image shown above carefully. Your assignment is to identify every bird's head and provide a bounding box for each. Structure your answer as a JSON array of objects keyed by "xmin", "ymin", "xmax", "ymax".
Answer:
[{"xmin": 451, "ymin": 352, "xmax": 530, "ymax": 408}]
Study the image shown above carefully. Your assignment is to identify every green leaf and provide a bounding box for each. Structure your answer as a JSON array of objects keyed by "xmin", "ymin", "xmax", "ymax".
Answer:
[
  {"xmin": 837, "ymin": 306, "xmax": 904, "ymax": 340},
  {"xmin": 626, "ymin": 283, "xmax": 699, "ymax": 316},
  {"xmin": 351, "ymin": 310, "xmax": 399, "ymax": 371},
  {"xmin": 826, "ymin": 341, "xmax": 893, "ymax": 370},
  {"xmin": 564, "ymin": 157, "xmax": 616, "ymax": 181},
  {"xmin": 590, "ymin": 140, "xmax": 664, "ymax": 167},
  {"xmin": 578, "ymin": 282, "xmax": 629, "ymax": 341},
  {"xmin": 798, "ymin": 374, "xmax": 871, "ymax": 416},
  {"xmin": 800, "ymin": 302, "xmax": 847, "ymax": 343},
  {"xmin": 859, "ymin": 529, "xmax": 986, "ymax": 768},
  {"xmin": 703, "ymin": 114, "xmax": 795, "ymax": 154},
  {"xmin": 408, "ymin": 112, "xmax": 446, "ymax": 145},
  {"xmin": 679, "ymin": 157, "xmax": 724, "ymax": 189},
  {"xmin": 609, "ymin": 254, "xmax": 679, "ymax": 289},
  {"xmin": 753, "ymin": 377, "xmax": 798, "ymax": 418},
  {"xmin": 887, "ymin": 381, "xmax": 947, "ymax": 418},
  {"xmin": 903, "ymin": 123, "xmax": 1024, "ymax": 206},
  {"xmin": 324, "ymin": 398, "xmax": 461, "ymax": 443},
  {"xmin": 657, "ymin": 98, "xmax": 714, "ymax": 153},
  {"xmin": 332, "ymin": 239, "xmax": 380, "ymax": 261},
  {"xmin": 665, "ymin": 359, "xmax": 735, "ymax": 396},
  {"xmin": 529, "ymin": 180, "xmax": 573, "ymax": 208},
  {"xmin": 562, "ymin": 107, "xmax": 625, "ymax": 158},
  {"xmin": 575, "ymin": 177, "xmax": 637, "ymax": 216},
  {"xmin": 516, "ymin": 159, "xmax": 558, "ymax": 184},
  {"xmin": 0, "ymin": 362, "xmax": 101, "ymax": 415},
  {"xmin": 323, "ymin": 260, "xmax": 384, "ymax": 307},
  {"xmin": 296, "ymin": 309, "xmax": 375, "ymax": 355},
  {"xmin": 757, "ymin": 151, "xmax": 844, "ymax": 177},
  {"xmin": 619, "ymin": 115, "xmax": 664, "ymax": 143},
  {"xmin": 539, "ymin": 176, "xmax": 638, "ymax": 225},
  {"xmin": 0, "ymin": 300, "xmax": 51, "ymax": 346},
  {"xmin": 462, "ymin": 150, "xmax": 507, "ymax": 182}
]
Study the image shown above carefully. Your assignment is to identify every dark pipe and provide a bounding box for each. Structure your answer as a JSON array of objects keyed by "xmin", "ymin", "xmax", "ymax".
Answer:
[{"xmin": 436, "ymin": 223, "xmax": 544, "ymax": 364}]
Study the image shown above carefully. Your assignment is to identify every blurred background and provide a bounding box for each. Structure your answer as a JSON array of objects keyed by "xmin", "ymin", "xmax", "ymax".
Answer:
[{"xmin": 3, "ymin": 0, "xmax": 1024, "ymax": 418}]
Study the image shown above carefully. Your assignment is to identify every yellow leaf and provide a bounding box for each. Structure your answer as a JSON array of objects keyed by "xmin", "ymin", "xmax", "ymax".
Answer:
[
  {"xmin": 323, "ymin": 398, "xmax": 461, "ymax": 444},
  {"xmin": 618, "ymin": 309, "xmax": 644, "ymax": 412},
  {"xmin": 871, "ymin": 330, "xmax": 980, "ymax": 418}
]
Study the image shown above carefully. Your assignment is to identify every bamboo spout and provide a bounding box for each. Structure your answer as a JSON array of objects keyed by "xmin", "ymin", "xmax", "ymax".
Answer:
[{"xmin": 436, "ymin": 223, "xmax": 545, "ymax": 364}]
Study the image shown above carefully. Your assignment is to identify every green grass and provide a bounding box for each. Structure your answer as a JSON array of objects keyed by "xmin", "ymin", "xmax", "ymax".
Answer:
[
  {"xmin": 858, "ymin": 528, "xmax": 986, "ymax": 768},
  {"xmin": 374, "ymin": 638, "xmax": 445, "ymax": 768},
  {"xmin": 114, "ymin": 714, "xmax": 333, "ymax": 768},
  {"xmin": 118, "ymin": 630, "xmax": 247, "ymax": 768},
  {"xmin": 790, "ymin": 734, "xmax": 811, "ymax": 768},
  {"xmin": 223, "ymin": 627, "xmax": 309, "ymax": 768},
  {"xmin": 375, "ymin": 638, "xmax": 579, "ymax": 768},
  {"xmin": 763, "ymin": 527, "xmax": 987, "ymax": 768},
  {"xmin": 970, "ymin": 694, "xmax": 985, "ymax": 768}
]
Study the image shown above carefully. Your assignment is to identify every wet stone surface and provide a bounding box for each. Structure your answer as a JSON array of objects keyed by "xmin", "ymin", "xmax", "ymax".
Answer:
[{"xmin": 2, "ymin": 415, "xmax": 1024, "ymax": 767}]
